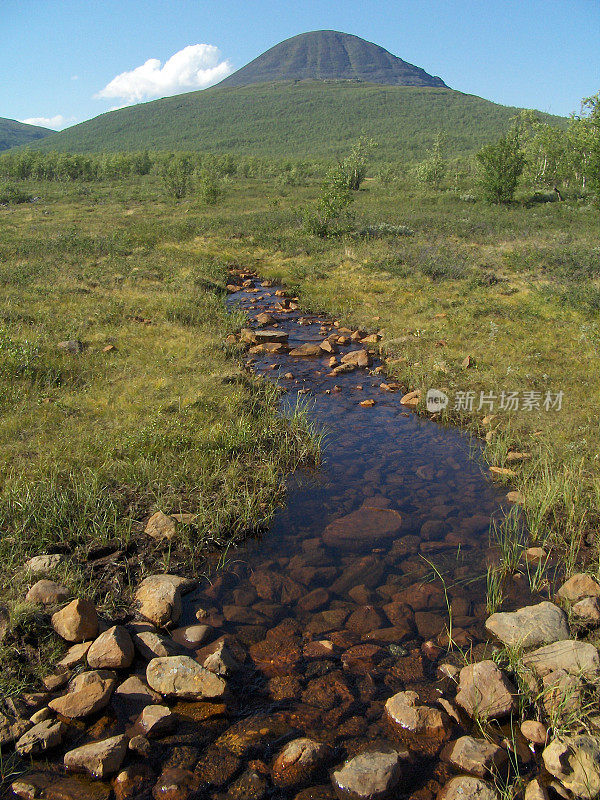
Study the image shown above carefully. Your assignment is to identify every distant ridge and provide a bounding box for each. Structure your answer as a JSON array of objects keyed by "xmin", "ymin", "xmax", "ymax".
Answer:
[
  {"xmin": 219, "ymin": 30, "xmax": 447, "ymax": 88},
  {"xmin": 0, "ymin": 117, "xmax": 52, "ymax": 152}
]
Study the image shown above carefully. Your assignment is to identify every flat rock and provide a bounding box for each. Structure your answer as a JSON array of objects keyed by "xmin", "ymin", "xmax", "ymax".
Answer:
[
  {"xmin": 49, "ymin": 676, "xmax": 115, "ymax": 718},
  {"xmin": 146, "ymin": 655, "xmax": 227, "ymax": 699},
  {"xmin": 145, "ymin": 511, "xmax": 177, "ymax": 541},
  {"xmin": 64, "ymin": 734, "xmax": 128, "ymax": 779},
  {"xmin": 26, "ymin": 579, "xmax": 69, "ymax": 606},
  {"xmin": 135, "ymin": 575, "xmax": 182, "ymax": 627},
  {"xmin": 203, "ymin": 640, "xmax": 239, "ymax": 676},
  {"xmin": 57, "ymin": 641, "xmax": 92, "ymax": 669},
  {"xmin": 438, "ymin": 776, "xmax": 498, "ymax": 800},
  {"xmin": 331, "ymin": 746, "xmax": 405, "ymax": 800},
  {"xmin": 542, "ymin": 735, "xmax": 600, "ymax": 799},
  {"xmin": 25, "ymin": 554, "xmax": 62, "ymax": 573},
  {"xmin": 132, "ymin": 628, "xmax": 182, "ymax": 660},
  {"xmin": 16, "ymin": 719, "xmax": 66, "ymax": 756},
  {"xmin": 51, "ymin": 598, "xmax": 98, "ymax": 642},
  {"xmin": 485, "ymin": 602, "xmax": 569, "ymax": 648},
  {"xmin": 340, "ymin": 349, "xmax": 370, "ymax": 368},
  {"xmin": 522, "ymin": 640, "xmax": 600, "ymax": 679},
  {"xmin": 441, "ymin": 736, "xmax": 508, "ymax": 778},
  {"xmin": 557, "ymin": 573, "xmax": 600, "ymax": 602},
  {"xmin": 455, "ymin": 661, "xmax": 516, "ymax": 721},
  {"xmin": 289, "ymin": 343, "xmax": 323, "ymax": 357},
  {"xmin": 385, "ymin": 690, "xmax": 451, "ymax": 742},
  {"xmin": 323, "ymin": 508, "xmax": 402, "ymax": 550},
  {"xmin": 87, "ymin": 626, "xmax": 134, "ymax": 669},
  {"xmin": 254, "ymin": 330, "xmax": 289, "ymax": 344}
]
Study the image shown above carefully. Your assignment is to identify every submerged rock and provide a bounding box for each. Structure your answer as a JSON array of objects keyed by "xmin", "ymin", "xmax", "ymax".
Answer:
[
  {"xmin": 331, "ymin": 746, "xmax": 406, "ymax": 800},
  {"xmin": 323, "ymin": 507, "xmax": 402, "ymax": 550},
  {"xmin": 272, "ymin": 737, "xmax": 331, "ymax": 788}
]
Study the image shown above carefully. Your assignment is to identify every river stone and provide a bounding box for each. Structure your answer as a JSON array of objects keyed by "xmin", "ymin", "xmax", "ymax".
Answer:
[
  {"xmin": 331, "ymin": 746, "xmax": 405, "ymax": 800},
  {"xmin": 438, "ymin": 776, "xmax": 498, "ymax": 800},
  {"xmin": 254, "ymin": 330, "xmax": 288, "ymax": 344},
  {"xmin": 136, "ymin": 704, "xmax": 176, "ymax": 738},
  {"xmin": 144, "ymin": 511, "xmax": 177, "ymax": 541},
  {"xmin": 0, "ymin": 712, "xmax": 30, "ymax": 747},
  {"xmin": 26, "ymin": 579, "xmax": 69, "ymax": 606},
  {"xmin": 385, "ymin": 690, "xmax": 451, "ymax": 741},
  {"xmin": 146, "ymin": 655, "xmax": 227, "ymax": 699},
  {"xmin": 51, "ymin": 598, "xmax": 98, "ymax": 642},
  {"xmin": 57, "ymin": 641, "xmax": 92, "ymax": 669},
  {"xmin": 272, "ymin": 738, "xmax": 331, "ymax": 788},
  {"xmin": 171, "ymin": 624, "xmax": 212, "ymax": 649},
  {"xmin": 455, "ymin": 661, "xmax": 516, "ymax": 721},
  {"xmin": 340, "ymin": 349, "xmax": 370, "ymax": 368},
  {"xmin": 323, "ymin": 508, "xmax": 402, "ymax": 550},
  {"xmin": 524, "ymin": 778, "xmax": 549, "ymax": 800},
  {"xmin": 203, "ymin": 640, "xmax": 239, "ymax": 676},
  {"xmin": 522, "ymin": 640, "xmax": 600, "ymax": 679},
  {"xmin": 87, "ymin": 625, "xmax": 134, "ymax": 669},
  {"xmin": 132, "ymin": 629, "xmax": 181, "ymax": 660},
  {"xmin": 15, "ymin": 719, "xmax": 66, "ymax": 756},
  {"xmin": 485, "ymin": 602, "xmax": 569, "ymax": 648},
  {"xmin": 64, "ymin": 734, "xmax": 128, "ymax": 779},
  {"xmin": 135, "ymin": 575, "xmax": 182, "ymax": 627},
  {"xmin": 557, "ymin": 573, "xmax": 600, "ymax": 602},
  {"xmin": 521, "ymin": 720, "xmax": 547, "ymax": 745},
  {"xmin": 48, "ymin": 676, "xmax": 115, "ymax": 718},
  {"xmin": 112, "ymin": 763, "xmax": 155, "ymax": 800},
  {"xmin": 289, "ymin": 342, "xmax": 323, "ymax": 357},
  {"xmin": 542, "ymin": 735, "xmax": 600, "ymax": 799},
  {"xmin": 441, "ymin": 736, "xmax": 508, "ymax": 778},
  {"xmin": 113, "ymin": 675, "xmax": 162, "ymax": 717}
]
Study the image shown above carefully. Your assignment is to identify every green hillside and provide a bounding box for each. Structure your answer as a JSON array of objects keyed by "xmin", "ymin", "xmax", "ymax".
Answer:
[
  {"xmin": 30, "ymin": 82, "xmax": 565, "ymax": 162},
  {"xmin": 0, "ymin": 116, "xmax": 52, "ymax": 152},
  {"xmin": 218, "ymin": 30, "xmax": 447, "ymax": 88}
]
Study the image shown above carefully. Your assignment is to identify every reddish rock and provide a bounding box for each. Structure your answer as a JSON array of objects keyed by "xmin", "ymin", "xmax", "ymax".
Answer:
[
  {"xmin": 112, "ymin": 763, "xmax": 155, "ymax": 800},
  {"xmin": 455, "ymin": 661, "xmax": 516, "ymax": 721},
  {"xmin": 64, "ymin": 734, "xmax": 128, "ymax": 779},
  {"xmin": 51, "ymin": 599, "xmax": 98, "ymax": 642},
  {"xmin": 250, "ymin": 636, "xmax": 301, "ymax": 677},
  {"xmin": 298, "ymin": 588, "xmax": 330, "ymax": 613},
  {"xmin": 152, "ymin": 768, "xmax": 201, "ymax": 800},
  {"xmin": 87, "ymin": 626, "xmax": 134, "ymax": 669},
  {"xmin": 272, "ymin": 738, "xmax": 331, "ymax": 788},
  {"xmin": 346, "ymin": 606, "xmax": 386, "ymax": 635},
  {"xmin": 323, "ymin": 508, "xmax": 402, "ymax": 550}
]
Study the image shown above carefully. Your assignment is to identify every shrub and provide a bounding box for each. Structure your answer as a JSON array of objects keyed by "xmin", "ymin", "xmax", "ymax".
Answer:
[
  {"xmin": 476, "ymin": 131, "xmax": 525, "ymax": 203},
  {"xmin": 0, "ymin": 183, "xmax": 30, "ymax": 204},
  {"xmin": 302, "ymin": 163, "xmax": 355, "ymax": 237},
  {"xmin": 160, "ymin": 155, "xmax": 194, "ymax": 199}
]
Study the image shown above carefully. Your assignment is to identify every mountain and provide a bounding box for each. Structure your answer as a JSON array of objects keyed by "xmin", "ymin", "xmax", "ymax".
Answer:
[
  {"xmin": 218, "ymin": 30, "xmax": 447, "ymax": 88},
  {"xmin": 25, "ymin": 31, "xmax": 565, "ymax": 162},
  {"xmin": 0, "ymin": 117, "xmax": 52, "ymax": 152}
]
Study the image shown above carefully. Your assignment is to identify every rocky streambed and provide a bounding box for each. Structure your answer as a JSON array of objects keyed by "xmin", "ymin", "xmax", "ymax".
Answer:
[{"xmin": 5, "ymin": 272, "xmax": 600, "ymax": 800}]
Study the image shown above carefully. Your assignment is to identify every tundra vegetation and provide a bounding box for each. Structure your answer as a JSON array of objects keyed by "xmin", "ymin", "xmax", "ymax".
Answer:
[{"xmin": 0, "ymin": 99, "xmax": 599, "ymax": 794}]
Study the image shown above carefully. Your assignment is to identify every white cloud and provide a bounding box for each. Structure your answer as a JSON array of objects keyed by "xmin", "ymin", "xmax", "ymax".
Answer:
[
  {"xmin": 95, "ymin": 44, "xmax": 233, "ymax": 105},
  {"xmin": 21, "ymin": 114, "xmax": 75, "ymax": 130}
]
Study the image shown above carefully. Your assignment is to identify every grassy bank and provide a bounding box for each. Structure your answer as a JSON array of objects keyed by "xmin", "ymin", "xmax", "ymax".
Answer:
[{"xmin": 0, "ymin": 178, "xmax": 321, "ymax": 693}]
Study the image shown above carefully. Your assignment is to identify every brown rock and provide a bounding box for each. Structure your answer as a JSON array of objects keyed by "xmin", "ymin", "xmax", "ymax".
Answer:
[
  {"xmin": 57, "ymin": 641, "xmax": 92, "ymax": 668},
  {"xmin": 112, "ymin": 764, "xmax": 155, "ymax": 800},
  {"xmin": 323, "ymin": 508, "xmax": 402, "ymax": 550},
  {"xmin": 438, "ymin": 776, "xmax": 498, "ymax": 800},
  {"xmin": 557, "ymin": 573, "xmax": 600, "ymax": 602},
  {"xmin": 272, "ymin": 738, "xmax": 331, "ymax": 788},
  {"xmin": 145, "ymin": 511, "xmax": 177, "ymax": 541},
  {"xmin": 441, "ymin": 736, "xmax": 508, "ymax": 778},
  {"xmin": 521, "ymin": 720, "xmax": 547, "ymax": 745},
  {"xmin": 455, "ymin": 661, "xmax": 516, "ymax": 720},
  {"xmin": 340, "ymin": 349, "xmax": 370, "ymax": 368},
  {"xmin": 135, "ymin": 576, "xmax": 182, "ymax": 627},
  {"xmin": 49, "ymin": 677, "xmax": 115, "ymax": 718},
  {"xmin": 15, "ymin": 719, "xmax": 66, "ymax": 756},
  {"xmin": 51, "ymin": 599, "xmax": 98, "ymax": 642},
  {"xmin": 87, "ymin": 626, "xmax": 134, "ymax": 669},
  {"xmin": 522, "ymin": 640, "xmax": 600, "ymax": 679},
  {"xmin": 146, "ymin": 655, "xmax": 227, "ymax": 699},
  {"xmin": 331, "ymin": 746, "xmax": 405, "ymax": 800},
  {"xmin": 64, "ymin": 734, "xmax": 128, "ymax": 779},
  {"xmin": 26, "ymin": 579, "xmax": 69, "ymax": 606},
  {"xmin": 573, "ymin": 596, "xmax": 600, "ymax": 624},
  {"xmin": 171, "ymin": 624, "xmax": 212, "ymax": 649},
  {"xmin": 136, "ymin": 704, "xmax": 176, "ymax": 738},
  {"xmin": 385, "ymin": 690, "xmax": 451, "ymax": 743}
]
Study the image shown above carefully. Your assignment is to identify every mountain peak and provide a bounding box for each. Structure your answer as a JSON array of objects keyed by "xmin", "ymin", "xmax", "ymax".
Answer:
[{"xmin": 218, "ymin": 30, "xmax": 447, "ymax": 89}]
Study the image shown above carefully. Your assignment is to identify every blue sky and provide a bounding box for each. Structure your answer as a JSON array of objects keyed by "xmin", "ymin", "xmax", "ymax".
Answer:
[{"xmin": 2, "ymin": 0, "xmax": 598, "ymax": 130}]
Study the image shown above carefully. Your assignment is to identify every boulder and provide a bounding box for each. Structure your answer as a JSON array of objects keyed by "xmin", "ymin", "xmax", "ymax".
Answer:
[
  {"xmin": 522, "ymin": 640, "xmax": 600, "ymax": 679},
  {"xmin": 26, "ymin": 579, "xmax": 69, "ymax": 606},
  {"xmin": 135, "ymin": 575, "xmax": 182, "ymax": 627},
  {"xmin": 87, "ymin": 625, "xmax": 134, "ymax": 669},
  {"xmin": 438, "ymin": 776, "xmax": 498, "ymax": 800},
  {"xmin": 542, "ymin": 735, "xmax": 600, "ymax": 799},
  {"xmin": 64, "ymin": 734, "xmax": 128, "ymax": 779},
  {"xmin": 557, "ymin": 573, "xmax": 600, "ymax": 602},
  {"xmin": 145, "ymin": 511, "xmax": 177, "ymax": 541},
  {"xmin": 441, "ymin": 736, "xmax": 508, "ymax": 778},
  {"xmin": 146, "ymin": 655, "xmax": 227, "ymax": 699},
  {"xmin": 485, "ymin": 602, "xmax": 569, "ymax": 648},
  {"xmin": 51, "ymin": 598, "xmax": 98, "ymax": 642},
  {"xmin": 15, "ymin": 719, "xmax": 66, "ymax": 756},
  {"xmin": 455, "ymin": 661, "xmax": 516, "ymax": 721},
  {"xmin": 323, "ymin": 507, "xmax": 402, "ymax": 550},
  {"xmin": 331, "ymin": 746, "xmax": 406, "ymax": 800},
  {"xmin": 272, "ymin": 737, "xmax": 331, "ymax": 788}
]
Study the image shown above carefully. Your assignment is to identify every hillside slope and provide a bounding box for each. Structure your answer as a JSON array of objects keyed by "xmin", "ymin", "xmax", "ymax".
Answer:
[
  {"xmin": 29, "ymin": 82, "xmax": 565, "ymax": 162},
  {"xmin": 0, "ymin": 117, "xmax": 52, "ymax": 152},
  {"xmin": 218, "ymin": 30, "xmax": 447, "ymax": 88}
]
